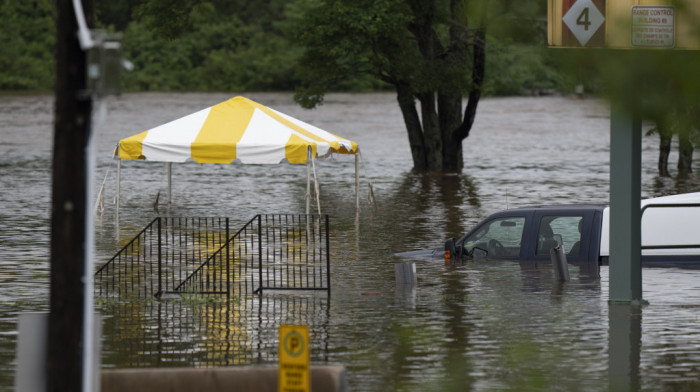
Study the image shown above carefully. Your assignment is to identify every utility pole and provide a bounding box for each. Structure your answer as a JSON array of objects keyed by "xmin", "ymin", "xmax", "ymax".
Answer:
[{"xmin": 49, "ymin": 0, "xmax": 93, "ymax": 390}]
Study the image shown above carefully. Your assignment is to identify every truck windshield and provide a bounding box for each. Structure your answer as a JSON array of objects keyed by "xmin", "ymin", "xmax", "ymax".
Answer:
[{"xmin": 463, "ymin": 217, "xmax": 525, "ymax": 258}]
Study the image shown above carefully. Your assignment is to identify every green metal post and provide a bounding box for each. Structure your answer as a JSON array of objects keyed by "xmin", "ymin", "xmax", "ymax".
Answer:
[
  {"xmin": 608, "ymin": 303, "xmax": 642, "ymax": 391},
  {"xmin": 609, "ymin": 101, "xmax": 643, "ymax": 303}
]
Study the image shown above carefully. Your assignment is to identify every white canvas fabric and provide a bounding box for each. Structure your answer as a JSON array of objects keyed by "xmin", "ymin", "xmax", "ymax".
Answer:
[{"xmin": 117, "ymin": 96, "xmax": 358, "ymax": 164}]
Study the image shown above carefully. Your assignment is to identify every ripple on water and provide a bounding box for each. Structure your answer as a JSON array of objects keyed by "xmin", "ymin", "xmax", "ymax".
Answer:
[{"xmin": 2, "ymin": 93, "xmax": 700, "ymax": 391}]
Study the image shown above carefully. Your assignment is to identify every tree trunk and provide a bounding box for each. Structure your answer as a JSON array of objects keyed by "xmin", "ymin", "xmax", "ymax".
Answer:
[
  {"xmin": 401, "ymin": 4, "xmax": 486, "ymax": 173},
  {"xmin": 396, "ymin": 83, "xmax": 427, "ymax": 170},
  {"xmin": 678, "ymin": 128, "xmax": 693, "ymax": 177},
  {"xmin": 418, "ymin": 92, "xmax": 443, "ymax": 170},
  {"xmin": 658, "ymin": 128, "xmax": 671, "ymax": 177},
  {"xmin": 439, "ymin": 92, "xmax": 464, "ymax": 172}
]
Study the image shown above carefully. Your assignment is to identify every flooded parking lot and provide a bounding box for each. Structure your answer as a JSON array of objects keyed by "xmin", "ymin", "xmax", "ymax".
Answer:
[{"xmin": 1, "ymin": 92, "xmax": 700, "ymax": 390}]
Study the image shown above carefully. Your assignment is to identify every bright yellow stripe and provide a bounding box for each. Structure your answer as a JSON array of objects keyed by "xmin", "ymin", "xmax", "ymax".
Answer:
[
  {"xmin": 285, "ymin": 134, "xmax": 315, "ymax": 164},
  {"xmin": 191, "ymin": 98, "xmax": 254, "ymax": 163},
  {"xmin": 119, "ymin": 131, "xmax": 148, "ymax": 160}
]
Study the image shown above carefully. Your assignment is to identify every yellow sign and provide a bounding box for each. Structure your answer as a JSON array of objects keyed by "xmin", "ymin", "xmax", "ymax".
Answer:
[
  {"xmin": 279, "ymin": 325, "xmax": 310, "ymax": 392},
  {"xmin": 548, "ymin": 0, "xmax": 700, "ymax": 49}
]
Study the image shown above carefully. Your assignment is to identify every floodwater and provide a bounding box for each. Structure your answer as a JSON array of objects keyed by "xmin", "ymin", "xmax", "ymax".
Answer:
[{"xmin": 2, "ymin": 92, "xmax": 700, "ymax": 391}]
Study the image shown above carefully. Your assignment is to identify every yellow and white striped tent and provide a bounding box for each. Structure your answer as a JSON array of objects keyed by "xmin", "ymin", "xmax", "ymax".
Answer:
[
  {"xmin": 112, "ymin": 96, "xmax": 360, "ymax": 220},
  {"xmin": 116, "ymin": 96, "xmax": 358, "ymax": 164}
]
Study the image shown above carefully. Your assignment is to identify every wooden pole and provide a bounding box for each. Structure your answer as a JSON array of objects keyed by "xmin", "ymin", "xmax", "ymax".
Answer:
[{"xmin": 49, "ymin": 0, "xmax": 93, "ymax": 390}]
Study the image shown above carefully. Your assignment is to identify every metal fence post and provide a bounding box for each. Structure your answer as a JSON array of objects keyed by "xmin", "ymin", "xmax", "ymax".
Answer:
[
  {"xmin": 257, "ymin": 215, "xmax": 263, "ymax": 294},
  {"xmin": 156, "ymin": 217, "xmax": 162, "ymax": 297},
  {"xmin": 325, "ymin": 215, "xmax": 330, "ymax": 295},
  {"xmin": 226, "ymin": 218, "xmax": 230, "ymax": 298}
]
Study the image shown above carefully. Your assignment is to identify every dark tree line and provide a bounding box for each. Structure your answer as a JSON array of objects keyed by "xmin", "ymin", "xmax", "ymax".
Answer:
[
  {"xmin": 8, "ymin": 0, "xmax": 698, "ymax": 175},
  {"xmin": 2, "ymin": 0, "xmax": 571, "ymax": 173}
]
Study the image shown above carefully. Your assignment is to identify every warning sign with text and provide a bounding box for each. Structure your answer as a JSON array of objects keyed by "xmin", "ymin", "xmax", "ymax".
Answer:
[
  {"xmin": 631, "ymin": 6, "xmax": 675, "ymax": 48},
  {"xmin": 279, "ymin": 325, "xmax": 310, "ymax": 392}
]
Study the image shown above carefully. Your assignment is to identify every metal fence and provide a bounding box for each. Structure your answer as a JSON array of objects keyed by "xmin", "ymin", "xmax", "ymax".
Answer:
[
  {"xmin": 94, "ymin": 217, "xmax": 230, "ymax": 297},
  {"xmin": 171, "ymin": 216, "xmax": 258, "ymax": 297},
  {"xmin": 95, "ymin": 215, "xmax": 331, "ymax": 298},
  {"xmin": 255, "ymin": 214, "xmax": 330, "ymax": 295}
]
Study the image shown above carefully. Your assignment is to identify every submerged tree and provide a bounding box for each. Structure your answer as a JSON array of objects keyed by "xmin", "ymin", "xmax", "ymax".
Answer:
[
  {"xmin": 293, "ymin": 0, "xmax": 543, "ymax": 172},
  {"xmin": 649, "ymin": 107, "xmax": 699, "ymax": 178}
]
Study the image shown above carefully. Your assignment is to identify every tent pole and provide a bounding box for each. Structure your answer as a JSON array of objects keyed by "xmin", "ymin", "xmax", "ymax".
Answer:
[
  {"xmin": 116, "ymin": 158, "xmax": 121, "ymax": 231},
  {"xmin": 311, "ymin": 151, "xmax": 321, "ymax": 215},
  {"xmin": 167, "ymin": 162, "xmax": 172, "ymax": 213},
  {"xmin": 306, "ymin": 147, "xmax": 311, "ymax": 216},
  {"xmin": 355, "ymin": 152, "xmax": 360, "ymax": 212}
]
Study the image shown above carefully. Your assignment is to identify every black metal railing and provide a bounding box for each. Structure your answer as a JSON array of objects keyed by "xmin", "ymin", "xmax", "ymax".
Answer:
[
  {"xmin": 95, "ymin": 217, "xmax": 230, "ymax": 297},
  {"xmin": 171, "ymin": 214, "xmax": 331, "ymax": 297},
  {"xmin": 95, "ymin": 214, "xmax": 331, "ymax": 298},
  {"xmin": 171, "ymin": 215, "xmax": 258, "ymax": 296},
  {"xmin": 254, "ymin": 214, "xmax": 330, "ymax": 295},
  {"xmin": 94, "ymin": 218, "xmax": 160, "ymax": 297}
]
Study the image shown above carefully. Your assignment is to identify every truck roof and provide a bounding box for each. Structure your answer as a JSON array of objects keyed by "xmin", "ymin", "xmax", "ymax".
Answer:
[{"xmin": 509, "ymin": 204, "xmax": 607, "ymax": 211}]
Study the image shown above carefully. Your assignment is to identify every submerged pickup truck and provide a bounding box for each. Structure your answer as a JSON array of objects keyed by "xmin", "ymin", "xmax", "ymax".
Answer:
[{"xmin": 398, "ymin": 192, "xmax": 700, "ymax": 266}]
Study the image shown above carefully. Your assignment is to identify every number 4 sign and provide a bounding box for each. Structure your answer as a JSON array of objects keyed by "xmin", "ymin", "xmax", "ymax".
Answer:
[{"xmin": 562, "ymin": 0, "xmax": 606, "ymax": 47}]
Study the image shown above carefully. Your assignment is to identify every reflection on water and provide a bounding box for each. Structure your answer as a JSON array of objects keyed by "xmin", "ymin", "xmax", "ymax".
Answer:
[
  {"xmin": 609, "ymin": 303, "xmax": 642, "ymax": 391},
  {"xmin": 2, "ymin": 93, "xmax": 700, "ymax": 391},
  {"xmin": 100, "ymin": 294, "xmax": 329, "ymax": 368}
]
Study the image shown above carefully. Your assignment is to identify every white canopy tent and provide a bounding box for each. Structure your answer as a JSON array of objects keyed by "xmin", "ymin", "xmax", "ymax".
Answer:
[{"xmin": 113, "ymin": 96, "xmax": 360, "ymax": 221}]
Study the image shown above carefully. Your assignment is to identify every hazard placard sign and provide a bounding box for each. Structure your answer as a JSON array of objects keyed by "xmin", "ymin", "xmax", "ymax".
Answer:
[{"xmin": 562, "ymin": 0, "xmax": 606, "ymax": 46}]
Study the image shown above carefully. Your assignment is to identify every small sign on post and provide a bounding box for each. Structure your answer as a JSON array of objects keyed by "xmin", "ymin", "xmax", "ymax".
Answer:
[
  {"xmin": 549, "ymin": 0, "xmax": 700, "ymax": 49},
  {"xmin": 631, "ymin": 6, "xmax": 675, "ymax": 48},
  {"xmin": 279, "ymin": 325, "xmax": 310, "ymax": 392}
]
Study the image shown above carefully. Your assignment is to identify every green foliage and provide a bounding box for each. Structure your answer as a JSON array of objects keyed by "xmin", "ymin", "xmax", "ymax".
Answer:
[
  {"xmin": 121, "ymin": 0, "xmax": 305, "ymax": 91},
  {"xmin": 293, "ymin": 0, "xmax": 572, "ymax": 106},
  {"xmin": 0, "ymin": 0, "xmax": 55, "ymax": 90},
  {"xmin": 556, "ymin": 49, "xmax": 700, "ymax": 116},
  {"xmin": 485, "ymin": 41, "xmax": 573, "ymax": 96},
  {"xmin": 292, "ymin": 0, "xmax": 468, "ymax": 107},
  {"xmin": 1, "ymin": 0, "xmax": 573, "ymax": 95},
  {"xmin": 96, "ymin": 0, "xmax": 144, "ymax": 31}
]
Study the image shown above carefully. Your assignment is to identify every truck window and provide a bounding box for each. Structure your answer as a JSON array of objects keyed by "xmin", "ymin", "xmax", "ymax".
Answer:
[
  {"xmin": 464, "ymin": 217, "xmax": 525, "ymax": 258},
  {"xmin": 536, "ymin": 216, "xmax": 583, "ymax": 256}
]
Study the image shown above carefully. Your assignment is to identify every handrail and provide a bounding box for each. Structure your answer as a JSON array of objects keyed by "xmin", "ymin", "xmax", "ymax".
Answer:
[
  {"xmin": 96, "ymin": 214, "xmax": 331, "ymax": 298},
  {"xmin": 170, "ymin": 215, "xmax": 259, "ymax": 294},
  {"xmin": 94, "ymin": 217, "xmax": 159, "ymax": 276}
]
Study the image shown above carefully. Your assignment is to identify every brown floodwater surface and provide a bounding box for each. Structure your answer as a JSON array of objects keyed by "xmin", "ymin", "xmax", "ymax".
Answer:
[{"xmin": 2, "ymin": 92, "xmax": 700, "ymax": 390}]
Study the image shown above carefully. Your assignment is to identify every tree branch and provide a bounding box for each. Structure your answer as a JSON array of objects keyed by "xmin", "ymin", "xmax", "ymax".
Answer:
[{"xmin": 454, "ymin": 28, "xmax": 485, "ymax": 142}]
